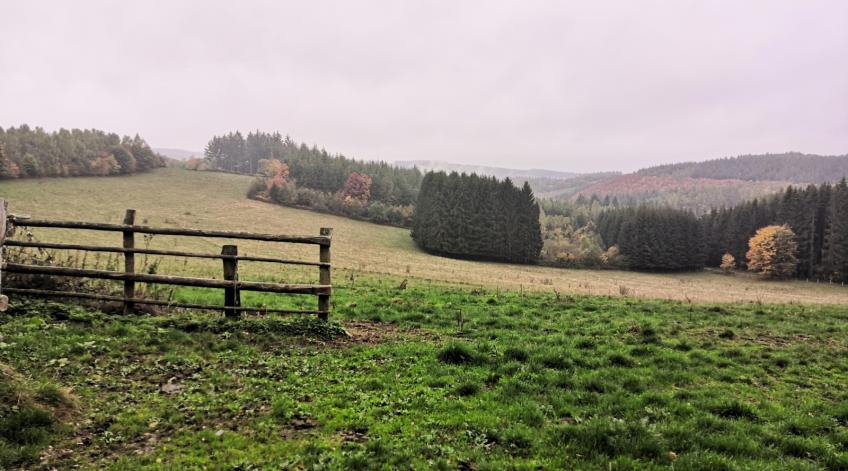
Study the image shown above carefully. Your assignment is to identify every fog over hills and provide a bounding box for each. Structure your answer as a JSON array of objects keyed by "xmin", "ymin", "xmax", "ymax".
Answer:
[
  {"xmin": 395, "ymin": 160, "xmax": 583, "ymax": 181},
  {"xmin": 153, "ymin": 148, "xmax": 203, "ymax": 161}
]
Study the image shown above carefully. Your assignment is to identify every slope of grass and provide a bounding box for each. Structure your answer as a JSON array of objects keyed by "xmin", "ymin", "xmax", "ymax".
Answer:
[
  {"xmin": 1, "ymin": 280, "xmax": 847, "ymax": 469},
  {"xmin": 2, "ymin": 168, "xmax": 847, "ymax": 304},
  {"xmin": 0, "ymin": 359, "xmax": 76, "ymax": 468}
]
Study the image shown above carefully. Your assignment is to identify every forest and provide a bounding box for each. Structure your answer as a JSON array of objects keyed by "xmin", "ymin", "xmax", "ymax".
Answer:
[
  {"xmin": 203, "ymin": 131, "xmax": 421, "ymax": 205},
  {"xmin": 412, "ymin": 172, "xmax": 543, "ymax": 263},
  {"xmin": 0, "ymin": 125, "xmax": 164, "ymax": 178},
  {"xmin": 202, "ymin": 131, "xmax": 422, "ymax": 226},
  {"xmin": 637, "ymin": 152, "xmax": 848, "ymax": 183},
  {"xmin": 586, "ymin": 180, "xmax": 848, "ymax": 280},
  {"xmin": 228, "ymin": 138, "xmax": 848, "ymax": 277}
]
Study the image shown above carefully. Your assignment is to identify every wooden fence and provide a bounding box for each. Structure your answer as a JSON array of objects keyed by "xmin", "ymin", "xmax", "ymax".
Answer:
[{"xmin": 0, "ymin": 200, "xmax": 332, "ymax": 319}]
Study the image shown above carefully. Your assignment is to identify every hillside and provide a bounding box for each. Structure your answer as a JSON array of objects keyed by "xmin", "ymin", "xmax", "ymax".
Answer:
[
  {"xmin": 637, "ymin": 152, "xmax": 848, "ymax": 183},
  {"xmin": 2, "ymin": 167, "xmax": 847, "ymax": 305},
  {"xmin": 576, "ymin": 174, "xmax": 789, "ymax": 213},
  {"xmin": 556, "ymin": 153, "xmax": 848, "ymax": 211}
]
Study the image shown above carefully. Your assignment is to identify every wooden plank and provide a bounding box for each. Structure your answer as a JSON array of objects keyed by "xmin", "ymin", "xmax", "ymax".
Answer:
[
  {"xmin": 122, "ymin": 209, "xmax": 136, "ymax": 314},
  {"xmin": 3, "ymin": 240, "xmax": 330, "ymax": 267},
  {"xmin": 318, "ymin": 227, "xmax": 332, "ymax": 320},
  {"xmin": 3, "ymin": 263, "xmax": 331, "ymax": 295},
  {"xmin": 10, "ymin": 217, "xmax": 331, "ymax": 245},
  {"xmin": 2, "ymin": 288, "xmax": 326, "ymax": 315},
  {"xmin": 222, "ymin": 245, "xmax": 240, "ymax": 318}
]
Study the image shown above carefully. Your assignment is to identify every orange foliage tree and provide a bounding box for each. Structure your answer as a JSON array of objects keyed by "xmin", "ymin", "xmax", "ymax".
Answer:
[
  {"xmin": 746, "ymin": 224, "xmax": 798, "ymax": 279},
  {"xmin": 720, "ymin": 253, "xmax": 736, "ymax": 273},
  {"xmin": 338, "ymin": 172, "xmax": 372, "ymax": 202}
]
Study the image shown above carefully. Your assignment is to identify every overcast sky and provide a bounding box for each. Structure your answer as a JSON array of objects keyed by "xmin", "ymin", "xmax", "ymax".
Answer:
[{"xmin": 1, "ymin": 1, "xmax": 846, "ymax": 173}]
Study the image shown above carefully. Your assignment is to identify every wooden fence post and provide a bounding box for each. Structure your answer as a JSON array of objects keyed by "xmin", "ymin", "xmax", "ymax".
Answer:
[
  {"xmin": 318, "ymin": 228, "xmax": 332, "ymax": 320},
  {"xmin": 0, "ymin": 199, "xmax": 7, "ymax": 311},
  {"xmin": 122, "ymin": 209, "xmax": 136, "ymax": 314},
  {"xmin": 222, "ymin": 245, "xmax": 240, "ymax": 318}
]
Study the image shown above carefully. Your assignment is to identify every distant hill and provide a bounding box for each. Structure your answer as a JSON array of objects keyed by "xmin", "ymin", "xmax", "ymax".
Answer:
[
  {"xmin": 560, "ymin": 152, "xmax": 848, "ymax": 212},
  {"xmin": 576, "ymin": 174, "xmax": 789, "ymax": 213},
  {"xmin": 154, "ymin": 148, "xmax": 203, "ymax": 161},
  {"xmin": 395, "ymin": 159, "xmax": 580, "ymax": 180},
  {"xmin": 637, "ymin": 152, "xmax": 848, "ymax": 183}
]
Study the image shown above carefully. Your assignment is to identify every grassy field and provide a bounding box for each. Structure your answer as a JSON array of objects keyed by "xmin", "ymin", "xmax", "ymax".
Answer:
[
  {"xmin": 2, "ymin": 169, "xmax": 848, "ymax": 469},
  {"xmin": 1, "ymin": 281, "xmax": 847, "ymax": 469},
  {"xmin": 2, "ymin": 167, "xmax": 848, "ymax": 305}
]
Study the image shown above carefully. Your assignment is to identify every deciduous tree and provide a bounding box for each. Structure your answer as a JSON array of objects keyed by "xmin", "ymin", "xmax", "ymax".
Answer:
[{"xmin": 746, "ymin": 225, "xmax": 798, "ymax": 279}]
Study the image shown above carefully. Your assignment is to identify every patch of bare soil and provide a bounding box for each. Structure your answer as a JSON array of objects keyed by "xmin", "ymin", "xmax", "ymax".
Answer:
[{"xmin": 339, "ymin": 320, "xmax": 440, "ymax": 345}]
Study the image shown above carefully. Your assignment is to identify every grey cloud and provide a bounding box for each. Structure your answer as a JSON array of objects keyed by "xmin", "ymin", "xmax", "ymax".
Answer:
[{"xmin": 1, "ymin": 0, "xmax": 846, "ymax": 172}]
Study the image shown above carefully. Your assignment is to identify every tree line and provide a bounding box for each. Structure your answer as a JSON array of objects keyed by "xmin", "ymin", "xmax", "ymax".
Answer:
[
  {"xmin": 204, "ymin": 131, "xmax": 422, "ymax": 206},
  {"xmin": 637, "ymin": 152, "xmax": 848, "ymax": 183},
  {"xmin": 0, "ymin": 125, "xmax": 164, "ymax": 178},
  {"xmin": 246, "ymin": 159, "xmax": 415, "ymax": 227},
  {"xmin": 702, "ymin": 180, "xmax": 848, "ymax": 280},
  {"xmin": 592, "ymin": 180, "xmax": 848, "ymax": 280},
  {"xmin": 412, "ymin": 172, "xmax": 543, "ymax": 263}
]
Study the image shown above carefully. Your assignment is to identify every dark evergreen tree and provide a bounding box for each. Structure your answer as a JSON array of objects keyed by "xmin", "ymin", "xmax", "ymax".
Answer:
[{"xmin": 412, "ymin": 172, "xmax": 543, "ymax": 264}]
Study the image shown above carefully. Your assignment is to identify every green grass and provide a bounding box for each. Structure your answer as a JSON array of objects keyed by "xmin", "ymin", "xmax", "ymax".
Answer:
[
  {"xmin": 3, "ymin": 167, "xmax": 848, "ymax": 304},
  {"xmin": 1, "ymin": 278, "xmax": 847, "ymax": 469}
]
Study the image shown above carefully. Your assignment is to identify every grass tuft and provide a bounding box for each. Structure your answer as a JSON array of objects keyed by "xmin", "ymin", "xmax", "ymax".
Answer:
[
  {"xmin": 437, "ymin": 343, "xmax": 478, "ymax": 365},
  {"xmin": 707, "ymin": 400, "xmax": 759, "ymax": 421}
]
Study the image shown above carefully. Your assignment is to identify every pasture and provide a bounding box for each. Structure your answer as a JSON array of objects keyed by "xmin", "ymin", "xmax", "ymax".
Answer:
[
  {"xmin": 2, "ymin": 167, "xmax": 847, "ymax": 305},
  {"xmin": 1, "ymin": 169, "xmax": 848, "ymax": 469},
  {"xmin": 2, "ymin": 281, "xmax": 848, "ymax": 469}
]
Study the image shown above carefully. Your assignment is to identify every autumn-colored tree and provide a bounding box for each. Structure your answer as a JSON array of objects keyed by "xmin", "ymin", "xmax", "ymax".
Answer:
[
  {"xmin": 184, "ymin": 158, "xmax": 204, "ymax": 171},
  {"xmin": 720, "ymin": 253, "xmax": 736, "ymax": 273},
  {"xmin": 259, "ymin": 159, "xmax": 289, "ymax": 179},
  {"xmin": 89, "ymin": 152, "xmax": 120, "ymax": 176},
  {"xmin": 746, "ymin": 225, "xmax": 798, "ymax": 279},
  {"xmin": 338, "ymin": 172, "xmax": 372, "ymax": 202},
  {"xmin": 0, "ymin": 144, "xmax": 19, "ymax": 178}
]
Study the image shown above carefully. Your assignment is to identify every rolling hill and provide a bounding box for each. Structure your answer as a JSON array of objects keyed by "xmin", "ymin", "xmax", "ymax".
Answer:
[
  {"xmin": 561, "ymin": 152, "xmax": 848, "ymax": 211},
  {"xmin": 636, "ymin": 152, "xmax": 848, "ymax": 182},
  {"xmin": 2, "ymin": 167, "xmax": 847, "ymax": 305}
]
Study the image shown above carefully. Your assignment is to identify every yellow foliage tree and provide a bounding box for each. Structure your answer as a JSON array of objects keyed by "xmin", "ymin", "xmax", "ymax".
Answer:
[
  {"xmin": 746, "ymin": 225, "xmax": 798, "ymax": 279},
  {"xmin": 720, "ymin": 253, "xmax": 736, "ymax": 273}
]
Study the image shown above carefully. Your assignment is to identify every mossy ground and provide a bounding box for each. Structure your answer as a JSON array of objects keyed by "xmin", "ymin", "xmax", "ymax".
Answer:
[{"xmin": 1, "ymin": 276, "xmax": 847, "ymax": 469}]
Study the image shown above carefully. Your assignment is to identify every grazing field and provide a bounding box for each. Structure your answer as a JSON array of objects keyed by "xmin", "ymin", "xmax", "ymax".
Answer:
[
  {"xmin": 2, "ymin": 169, "xmax": 848, "ymax": 469},
  {"xmin": 2, "ymin": 282, "xmax": 847, "ymax": 469},
  {"xmin": 2, "ymin": 167, "xmax": 848, "ymax": 305}
]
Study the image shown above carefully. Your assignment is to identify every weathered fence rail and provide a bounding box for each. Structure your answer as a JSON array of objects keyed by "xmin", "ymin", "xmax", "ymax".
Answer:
[{"xmin": 0, "ymin": 202, "xmax": 332, "ymax": 319}]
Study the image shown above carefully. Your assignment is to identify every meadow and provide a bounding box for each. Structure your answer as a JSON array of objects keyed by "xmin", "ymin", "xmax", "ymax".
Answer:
[
  {"xmin": 1, "ymin": 169, "xmax": 848, "ymax": 469},
  {"xmin": 2, "ymin": 167, "xmax": 847, "ymax": 305},
  {"xmin": 1, "ymin": 280, "xmax": 847, "ymax": 469}
]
